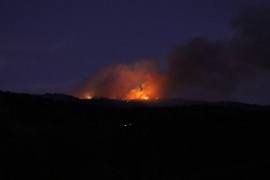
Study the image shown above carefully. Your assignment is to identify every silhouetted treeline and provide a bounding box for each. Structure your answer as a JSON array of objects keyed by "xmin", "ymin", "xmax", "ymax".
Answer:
[{"xmin": 1, "ymin": 91, "xmax": 270, "ymax": 179}]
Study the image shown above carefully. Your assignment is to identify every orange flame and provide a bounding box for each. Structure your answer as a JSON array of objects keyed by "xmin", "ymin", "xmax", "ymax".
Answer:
[{"xmin": 71, "ymin": 59, "xmax": 166, "ymax": 100}]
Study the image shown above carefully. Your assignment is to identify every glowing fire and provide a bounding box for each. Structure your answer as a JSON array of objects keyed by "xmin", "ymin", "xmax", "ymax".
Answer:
[
  {"xmin": 124, "ymin": 82, "xmax": 160, "ymax": 100},
  {"xmin": 71, "ymin": 59, "xmax": 166, "ymax": 101},
  {"xmin": 85, "ymin": 94, "xmax": 92, "ymax": 100},
  {"xmin": 125, "ymin": 85, "xmax": 150, "ymax": 100}
]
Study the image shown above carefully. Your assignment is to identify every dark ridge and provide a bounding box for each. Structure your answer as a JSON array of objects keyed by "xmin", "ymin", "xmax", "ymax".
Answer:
[
  {"xmin": 1, "ymin": 91, "xmax": 270, "ymax": 179},
  {"xmin": 1, "ymin": 90, "xmax": 268, "ymax": 109}
]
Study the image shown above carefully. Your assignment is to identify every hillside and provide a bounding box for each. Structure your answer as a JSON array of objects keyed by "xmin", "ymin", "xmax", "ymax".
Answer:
[{"xmin": 1, "ymin": 91, "xmax": 270, "ymax": 179}]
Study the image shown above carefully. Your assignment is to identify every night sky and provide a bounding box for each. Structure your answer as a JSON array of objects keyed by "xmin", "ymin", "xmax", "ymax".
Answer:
[{"xmin": 1, "ymin": 0, "xmax": 270, "ymax": 104}]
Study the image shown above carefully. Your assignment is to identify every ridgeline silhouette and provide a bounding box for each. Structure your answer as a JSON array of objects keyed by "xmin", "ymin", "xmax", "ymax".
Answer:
[{"xmin": 1, "ymin": 91, "xmax": 270, "ymax": 179}]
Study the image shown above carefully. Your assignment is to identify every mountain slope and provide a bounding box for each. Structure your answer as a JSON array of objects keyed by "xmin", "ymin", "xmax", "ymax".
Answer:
[{"xmin": 1, "ymin": 91, "xmax": 270, "ymax": 179}]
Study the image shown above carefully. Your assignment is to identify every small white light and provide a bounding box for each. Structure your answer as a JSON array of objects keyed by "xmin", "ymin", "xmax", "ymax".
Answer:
[{"xmin": 124, "ymin": 124, "xmax": 127, "ymax": 127}]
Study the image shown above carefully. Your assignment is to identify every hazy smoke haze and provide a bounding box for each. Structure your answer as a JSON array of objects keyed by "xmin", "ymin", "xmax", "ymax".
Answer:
[{"xmin": 72, "ymin": 7, "xmax": 270, "ymax": 104}]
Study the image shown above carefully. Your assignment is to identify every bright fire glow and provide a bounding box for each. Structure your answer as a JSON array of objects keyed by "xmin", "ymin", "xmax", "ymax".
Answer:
[
  {"xmin": 85, "ymin": 94, "xmax": 92, "ymax": 99},
  {"xmin": 71, "ymin": 59, "xmax": 166, "ymax": 101},
  {"xmin": 125, "ymin": 85, "xmax": 150, "ymax": 100}
]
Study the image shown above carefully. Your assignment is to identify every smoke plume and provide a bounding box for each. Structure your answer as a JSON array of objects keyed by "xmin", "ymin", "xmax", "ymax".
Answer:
[
  {"xmin": 72, "ymin": 7, "xmax": 270, "ymax": 104},
  {"xmin": 165, "ymin": 6, "xmax": 270, "ymax": 103}
]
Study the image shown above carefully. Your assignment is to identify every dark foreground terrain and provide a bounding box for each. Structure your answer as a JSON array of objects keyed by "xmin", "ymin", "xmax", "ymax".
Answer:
[{"xmin": 1, "ymin": 91, "xmax": 270, "ymax": 179}]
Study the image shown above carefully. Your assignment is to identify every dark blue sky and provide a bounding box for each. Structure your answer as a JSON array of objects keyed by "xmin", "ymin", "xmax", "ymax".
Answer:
[{"xmin": 0, "ymin": 0, "xmax": 269, "ymax": 95}]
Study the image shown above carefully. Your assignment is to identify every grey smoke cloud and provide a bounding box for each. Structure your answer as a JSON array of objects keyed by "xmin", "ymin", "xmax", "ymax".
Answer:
[{"xmin": 165, "ymin": 6, "xmax": 270, "ymax": 104}]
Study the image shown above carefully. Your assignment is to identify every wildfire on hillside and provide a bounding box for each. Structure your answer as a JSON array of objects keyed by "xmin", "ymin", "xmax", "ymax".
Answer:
[
  {"xmin": 71, "ymin": 59, "xmax": 166, "ymax": 101},
  {"xmin": 71, "ymin": 7, "xmax": 270, "ymax": 104}
]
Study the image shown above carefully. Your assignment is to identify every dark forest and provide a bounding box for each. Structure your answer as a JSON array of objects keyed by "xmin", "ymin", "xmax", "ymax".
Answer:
[{"xmin": 1, "ymin": 91, "xmax": 270, "ymax": 179}]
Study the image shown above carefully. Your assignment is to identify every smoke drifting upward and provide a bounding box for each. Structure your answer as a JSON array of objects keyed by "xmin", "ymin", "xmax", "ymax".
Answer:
[
  {"xmin": 72, "ymin": 7, "xmax": 270, "ymax": 104},
  {"xmin": 166, "ymin": 37, "xmax": 235, "ymax": 101},
  {"xmin": 72, "ymin": 59, "xmax": 166, "ymax": 100},
  {"xmin": 165, "ymin": 6, "xmax": 270, "ymax": 103}
]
